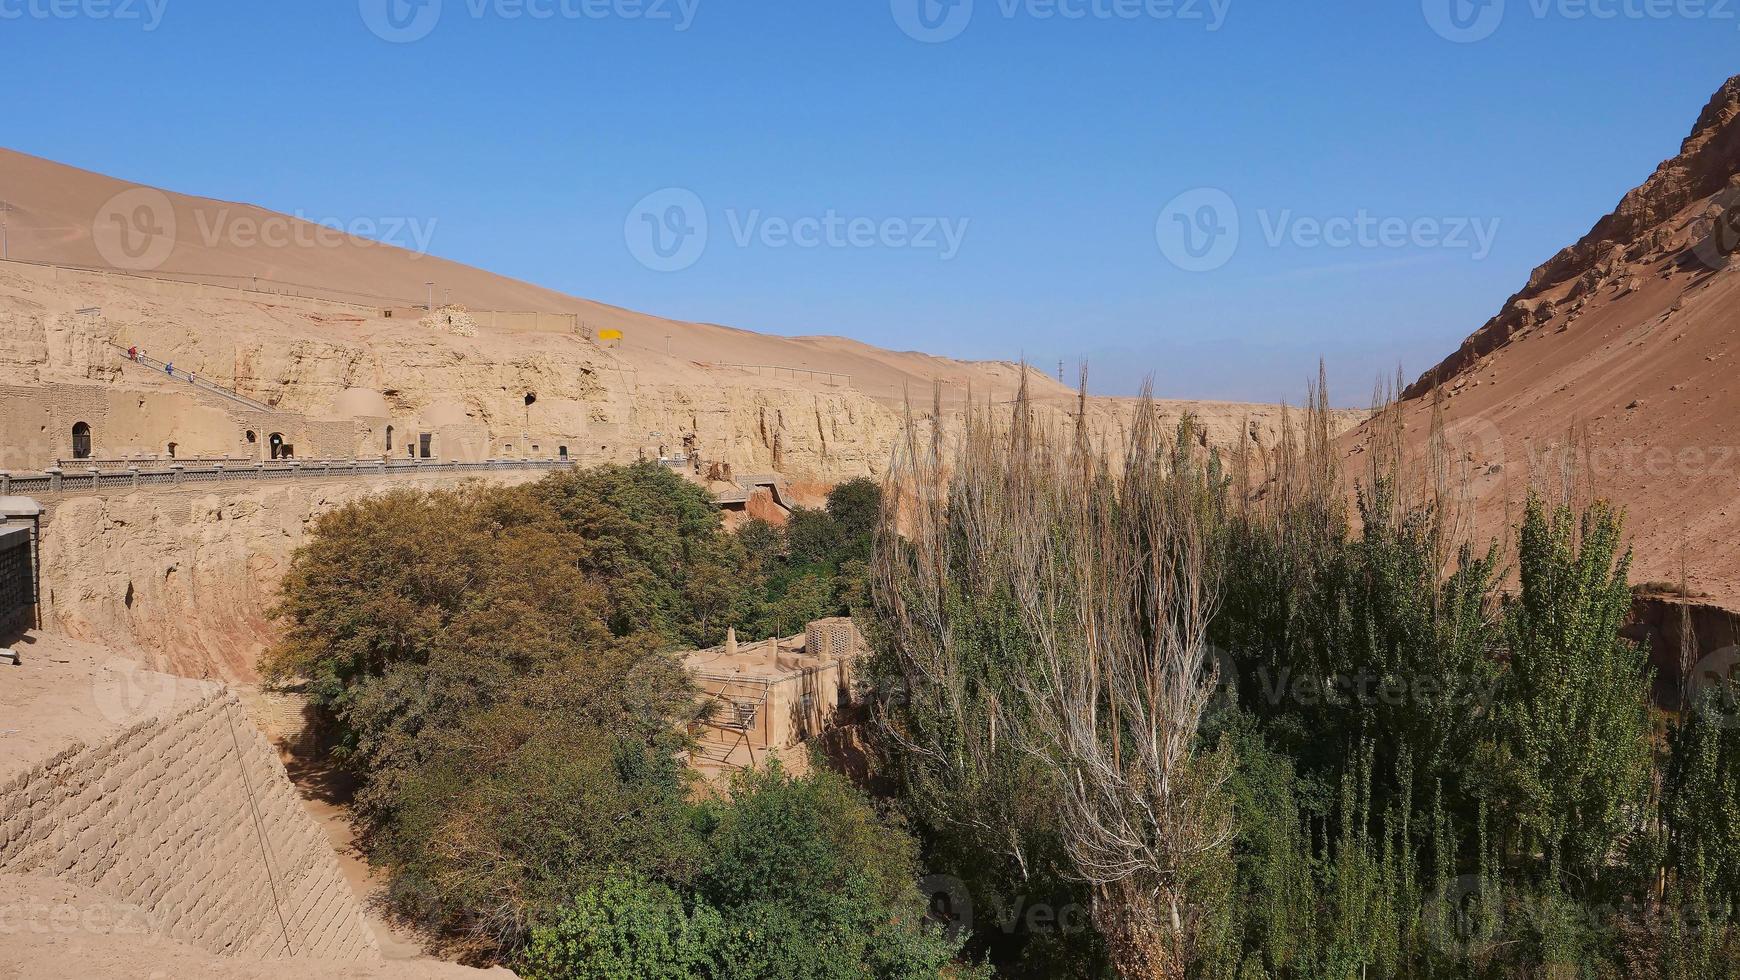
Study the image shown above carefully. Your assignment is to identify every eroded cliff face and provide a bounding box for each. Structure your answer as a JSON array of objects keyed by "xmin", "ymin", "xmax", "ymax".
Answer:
[
  {"xmin": 1, "ymin": 261, "xmax": 1355, "ymax": 481},
  {"xmin": 1406, "ymin": 74, "xmax": 1740, "ymax": 399},
  {"xmin": 35, "ymin": 471, "xmax": 546, "ymax": 682}
]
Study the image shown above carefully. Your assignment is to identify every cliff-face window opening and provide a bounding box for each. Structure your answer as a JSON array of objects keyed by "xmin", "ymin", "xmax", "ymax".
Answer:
[
  {"xmin": 167, "ymin": 442, "xmax": 178, "ymax": 459},
  {"xmin": 245, "ymin": 430, "xmax": 257, "ymax": 444},
  {"xmin": 71, "ymin": 422, "xmax": 92, "ymax": 460},
  {"xmin": 524, "ymin": 392, "xmax": 537, "ymax": 406},
  {"xmin": 269, "ymin": 433, "xmax": 284, "ymax": 460},
  {"xmin": 559, "ymin": 446, "xmax": 569, "ymax": 459},
  {"xmin": 385, "ymin": 425, "xmax": 394, "ymax": 452}
]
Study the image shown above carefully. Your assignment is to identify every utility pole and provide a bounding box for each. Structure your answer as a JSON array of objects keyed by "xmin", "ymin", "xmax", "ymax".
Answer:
[
  {"xmin": 0, "ymin": 202, "xmax": 13, "ymax": 260},
  {"xmin": 425, "ymin": 281, "xmax": 435, "ymax": 312}
]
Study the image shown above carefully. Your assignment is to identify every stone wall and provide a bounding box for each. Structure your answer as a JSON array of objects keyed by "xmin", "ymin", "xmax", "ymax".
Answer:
[
  {"xmin": 0, "ymin": 382, "xmax": 385, "ymax": 471},
  {"xmin": 34, "ymin": 469, "xmax": 548, "ymax": 681},
  {"xmin": 0, "ymin": 686, "xmax": 378, "ymax": 961}
]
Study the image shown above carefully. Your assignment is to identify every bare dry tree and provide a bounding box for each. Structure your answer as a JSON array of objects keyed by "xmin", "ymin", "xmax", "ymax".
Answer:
[{"xmin": 871, "ymin": 373, "xmax": 1233, "ymax": 979}]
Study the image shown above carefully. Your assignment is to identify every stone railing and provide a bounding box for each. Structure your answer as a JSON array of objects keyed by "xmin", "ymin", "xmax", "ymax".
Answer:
[{"xmin": 0, "ymin": 457, "xmax": 574, "ymax": 498}]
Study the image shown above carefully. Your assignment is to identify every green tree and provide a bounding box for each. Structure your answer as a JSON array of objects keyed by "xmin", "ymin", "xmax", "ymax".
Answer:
[
  {"xmin": 520, "ymin": 871, "xmax": 722, "ymax": 980},
  {"xmin": 522, "ymin": 462, "xmax": 736, "ymax": 644},
  {"xmin": 522, "ymin": 765, "xmax": 970, "ymax": 980},
  {"xmin": 1665, "ymin": 679, "xmax": 1740, "ymax": 907},
  {"xmin": 825, "ymin": 478, "xmax": 882, "ymax": 563},
  {"xmin": 785, "ymin": 506, "xmax": 840, "ymax": 566},
  {"xmin": 1491, "ymin": 496, "xmax": 1653, "ymax": 889},
  {"xmin": 696, "ymin": 764, "xmax": 970, "ymax": 980}
]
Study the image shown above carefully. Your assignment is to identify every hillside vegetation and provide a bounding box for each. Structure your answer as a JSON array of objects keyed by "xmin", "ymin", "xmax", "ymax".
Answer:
[
  {"xmin": 866, "ymin": 384, "xmax": 1740, "ymax": 978},
  {"xmin": 263, "ymin": 464, "xmax": 953, "ymax": 977}
]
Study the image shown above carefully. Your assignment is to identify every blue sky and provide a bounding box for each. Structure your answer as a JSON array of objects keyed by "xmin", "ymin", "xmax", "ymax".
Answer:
[{"xmin": 5, "ymin": 0, "xmax": 1736, "ymax": 402}]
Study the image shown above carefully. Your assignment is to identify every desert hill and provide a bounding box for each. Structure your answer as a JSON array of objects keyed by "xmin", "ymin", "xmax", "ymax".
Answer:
[
  {"xmin": 1368, "ymin": 74, "xmax": 1740, "ymax": 608},
  {"xmin": 0, "ymin": 146, "xmax": 1354, "ymax": 477},
  {"xmin": 0, "ymin": 148, "xmax": 1366, "ymax": 678}
]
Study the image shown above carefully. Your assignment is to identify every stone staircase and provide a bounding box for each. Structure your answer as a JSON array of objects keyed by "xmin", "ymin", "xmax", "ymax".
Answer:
[{"xmin": 110, "ymin": 342, "xmax": 281, "ymax": 415}]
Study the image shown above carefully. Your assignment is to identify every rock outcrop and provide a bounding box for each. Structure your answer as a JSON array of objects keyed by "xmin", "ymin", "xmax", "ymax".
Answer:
[
  {"xmin": 1368, "ymin": 73, "xmax": 1740, "ymax": 606},
  {"xmin": 34, "ymin": 470, "xmax": 548, "ymax": 682},
  {"xmin": 1405, "ymin": 75, "xmax": 1740, "ymax": 399}
]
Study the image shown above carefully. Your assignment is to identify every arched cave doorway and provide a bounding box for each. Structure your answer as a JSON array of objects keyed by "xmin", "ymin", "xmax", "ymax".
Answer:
[
  {"xmin": 71, "ymin": 422, "xmax": 92, "ymax": 460},
  {"xmin": 559, "ymin": 446, "xmax": 569, "ymax": 460},
  {"xmin": 166, "ymin": 442, "xmax": 178, "ymax": 459},
  {"xmin": 269, "ymin": 432, "xmax": 285, "ymax": 460},
  {"xmin": 386, "ymin": 425, "xmax": 395, "ymax": 453}
]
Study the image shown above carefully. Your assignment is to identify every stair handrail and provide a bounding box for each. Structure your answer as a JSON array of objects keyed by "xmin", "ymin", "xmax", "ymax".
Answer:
[{"xmin": 109, "ymin": 342, "xmax": 281, "ymax": 414}]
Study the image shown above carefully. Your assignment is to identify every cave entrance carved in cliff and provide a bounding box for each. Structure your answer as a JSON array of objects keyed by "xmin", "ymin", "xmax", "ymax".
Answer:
[{"xmin": 71, "ymin": 422, "xmax": 92, "ymax": 460}]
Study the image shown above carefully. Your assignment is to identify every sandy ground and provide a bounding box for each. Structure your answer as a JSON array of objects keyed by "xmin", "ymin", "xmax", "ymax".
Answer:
[
  {"xmin": 0, "ymin": 872, "xmax": 510, "ymax": 980},
  {"xmin": 0, "ymin": 632, "xmax": 512, "ymax": 979},
  {"xmin": 0, "ymin": 632, "xmax": 216, "ymax": 786},
  {"xmin": 281, "ymin": 755, "xmax": 447, "ymax": 963},
  {"xmin": 1350, "ymin": 74, "xmax": 1740, "ymax": 609}
]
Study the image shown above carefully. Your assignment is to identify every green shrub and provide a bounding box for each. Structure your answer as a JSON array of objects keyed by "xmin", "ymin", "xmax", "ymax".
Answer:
[{"xmin": 521, "ymin": 871, "xmax": 722, "ymax": 980}]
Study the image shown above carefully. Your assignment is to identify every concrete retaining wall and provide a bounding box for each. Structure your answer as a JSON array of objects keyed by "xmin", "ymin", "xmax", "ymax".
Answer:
[{"xmin": 0, "ymin": 687, "xmax": 378, "ymax": 961}]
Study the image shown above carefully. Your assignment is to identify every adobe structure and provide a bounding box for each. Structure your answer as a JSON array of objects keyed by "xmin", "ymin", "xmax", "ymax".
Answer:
[
  {"xmin": 1, "ymin": 363, "xmax": 552, "ymax": 472},
  {"xmin": 683, "ymin": 617, "xmax": 866, "ymax": 779},
  {"xmin": 0, "ymin": 496, "xmax": 41, "ymax": 637}
]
